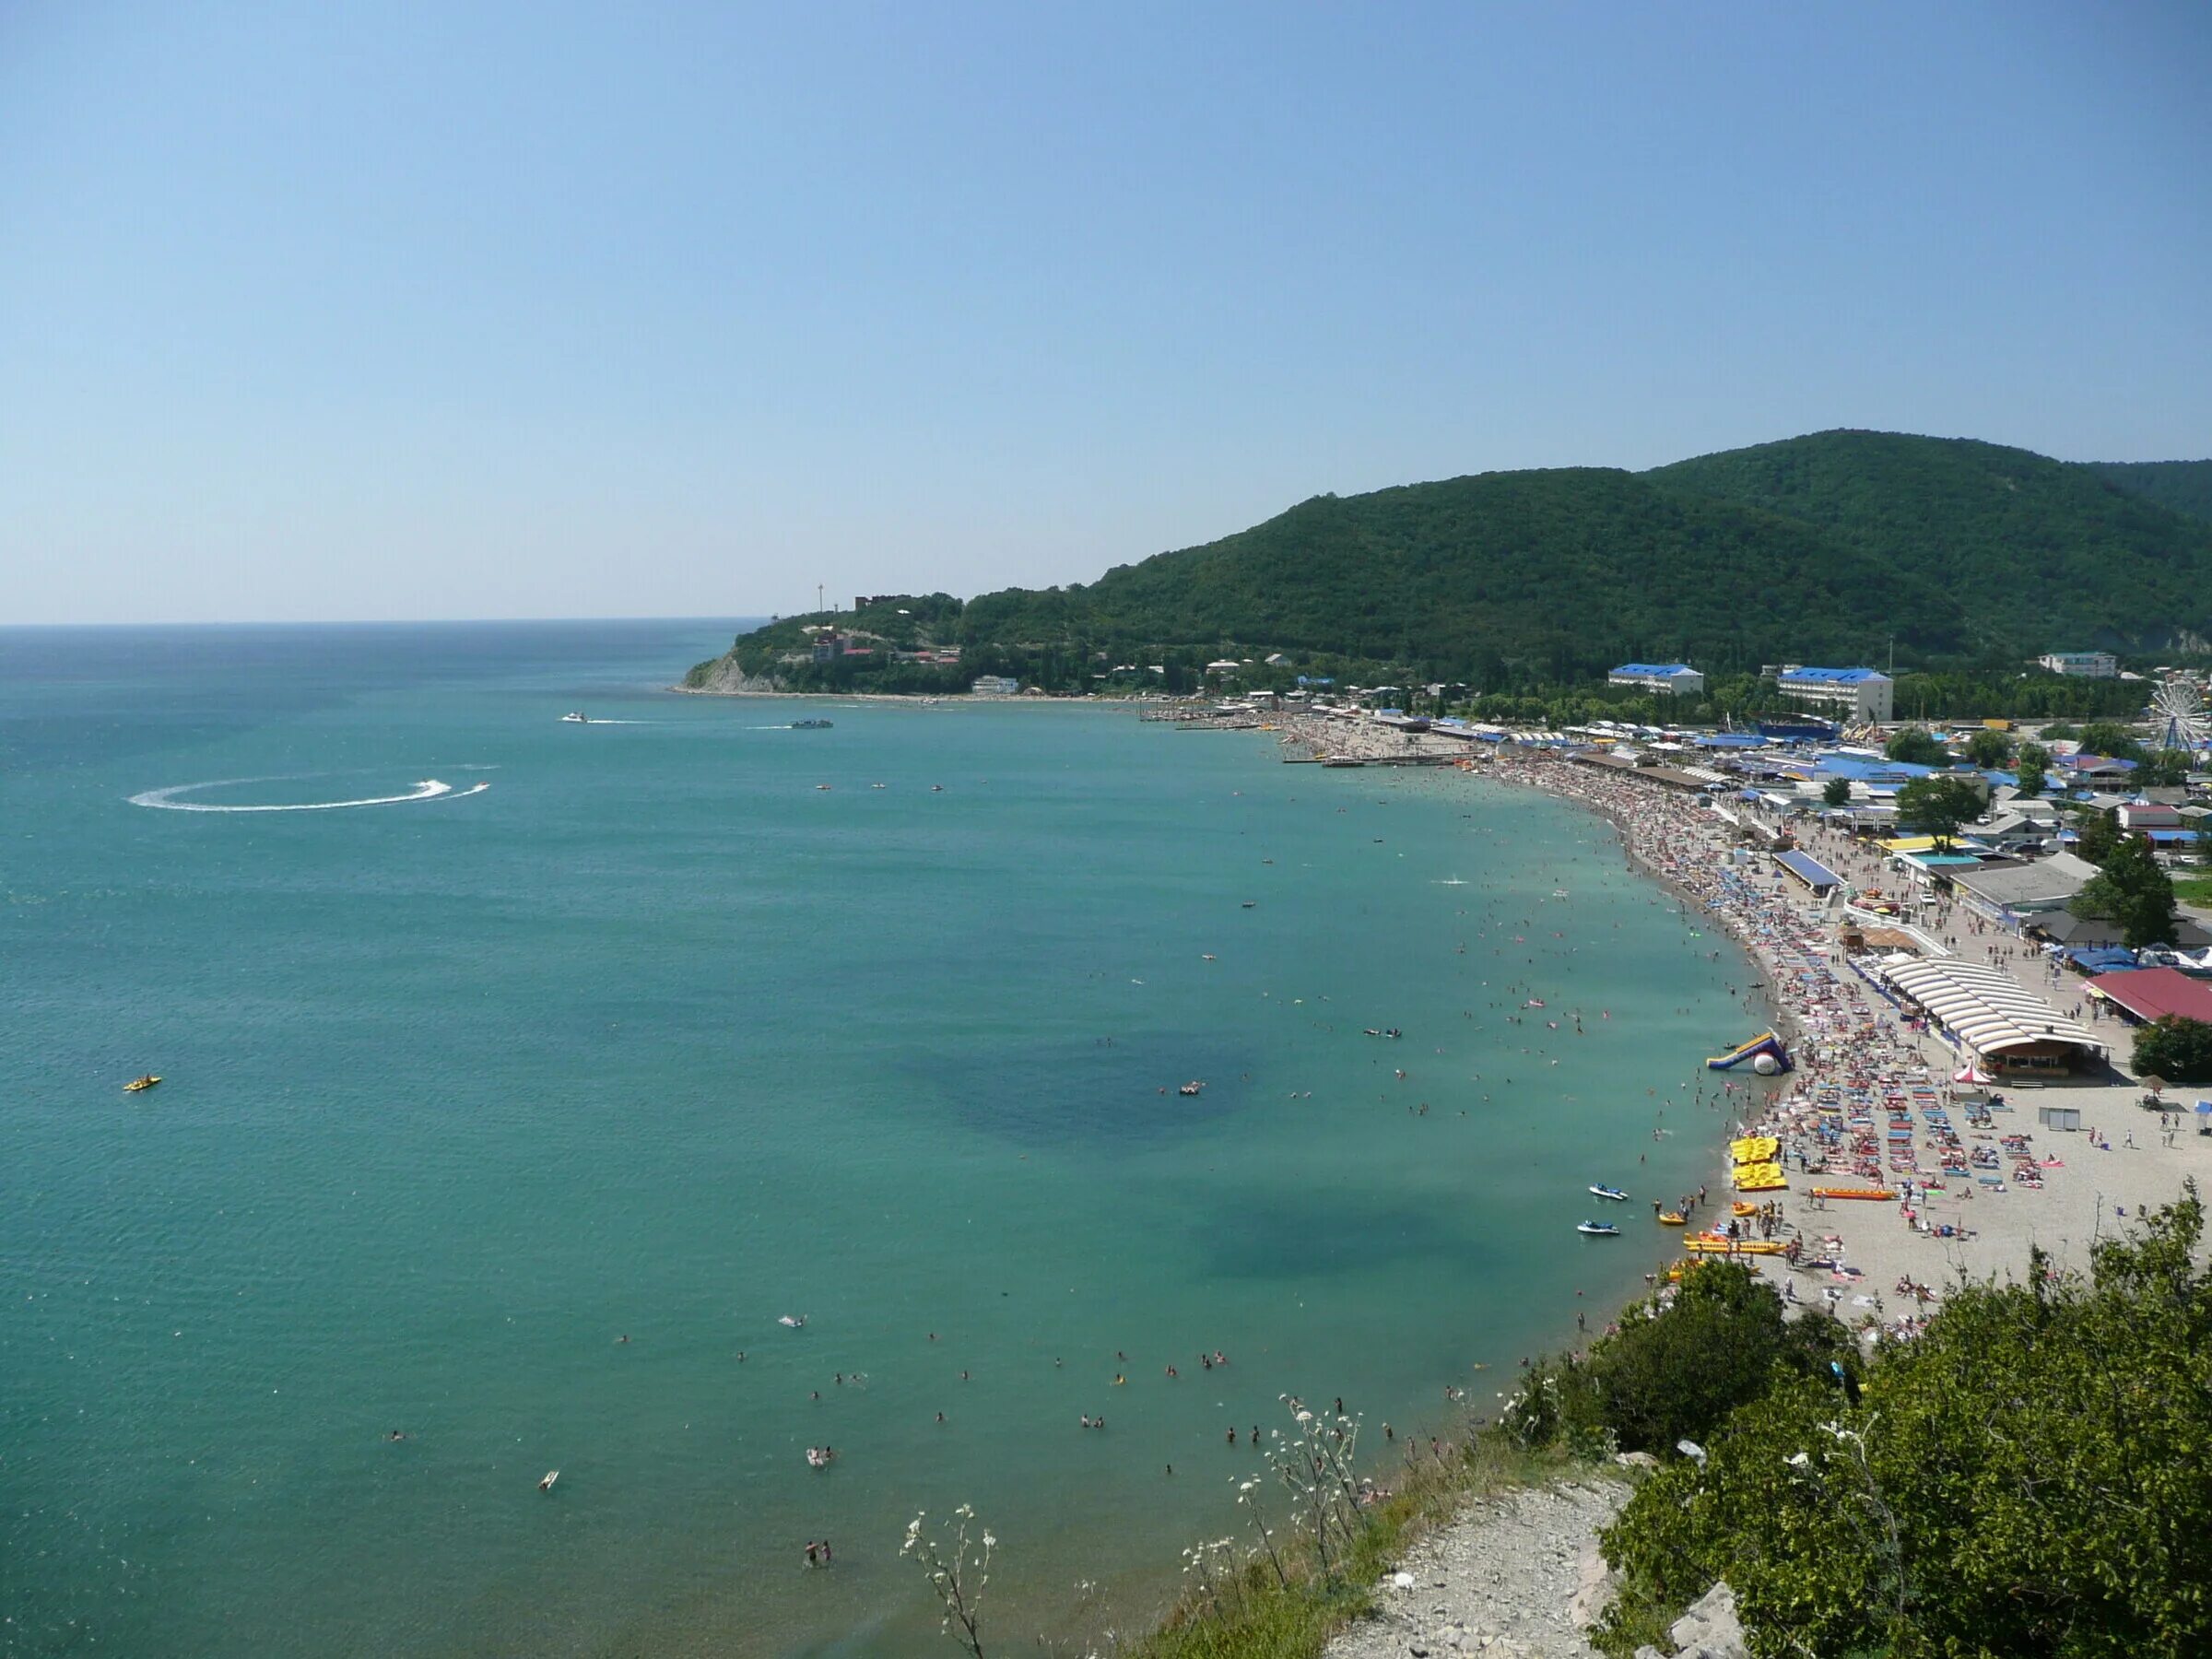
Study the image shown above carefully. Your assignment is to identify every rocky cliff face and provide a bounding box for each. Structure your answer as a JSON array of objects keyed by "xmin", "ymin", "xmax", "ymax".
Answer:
[{"xmin": 678, "ymin": 654, "xmax": 782, "ymax": 694}]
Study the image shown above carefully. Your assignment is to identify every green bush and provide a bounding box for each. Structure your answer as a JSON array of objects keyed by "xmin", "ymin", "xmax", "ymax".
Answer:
[
  {"xmin": 2135, "ymin": 1016, "xmax": 2212, "ymax": 1084},
  {"xmin": 1595, "ymin": 1188, "xmax": 2212, "ymax": 1658}
]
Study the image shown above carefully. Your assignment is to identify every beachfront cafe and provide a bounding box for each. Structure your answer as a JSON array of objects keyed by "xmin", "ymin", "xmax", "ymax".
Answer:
[{"xmin": 1867, "ymin": 956, "xmax": 2107, "ymax": 1077}]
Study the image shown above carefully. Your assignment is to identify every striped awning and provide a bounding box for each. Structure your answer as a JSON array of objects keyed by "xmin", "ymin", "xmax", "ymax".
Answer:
[{"xmin": 1874, "ymin": 956, "xmax": 2105, "ymax": 1057}]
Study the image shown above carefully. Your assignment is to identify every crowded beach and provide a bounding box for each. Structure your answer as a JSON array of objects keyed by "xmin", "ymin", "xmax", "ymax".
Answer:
[{"xmin": 1265, "ymin": 710, "xmax": 2212, "ymax": 1344}]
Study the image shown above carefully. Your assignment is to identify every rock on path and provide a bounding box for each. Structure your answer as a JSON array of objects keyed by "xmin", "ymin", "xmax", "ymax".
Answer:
[{"xmin": 1324, "ymin": 1478, "xmax": 1629, "ymax": 1659}]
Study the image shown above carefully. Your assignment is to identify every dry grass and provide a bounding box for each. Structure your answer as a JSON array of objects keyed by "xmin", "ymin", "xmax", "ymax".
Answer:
[{"xmin": 1117, "ymin": 1430, "xmax": 1583, "ymax": 1659}]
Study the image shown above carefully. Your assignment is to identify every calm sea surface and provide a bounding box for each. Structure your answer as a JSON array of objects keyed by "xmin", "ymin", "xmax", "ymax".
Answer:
[{"xmin": 0, "ymin": 621, "xmax": 1748, "ymax": 1656}]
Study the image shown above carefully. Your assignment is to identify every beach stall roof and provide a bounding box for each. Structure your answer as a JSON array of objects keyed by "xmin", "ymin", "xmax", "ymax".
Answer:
[
  {"xmin": 1774, "ymin": 849, "xmax": 1843, "ymax": 893},
  {"xmin": 1948, "ymin": 853, "xmax": 2100, "ymax": 914},
  {"xmin": 2034, "ymin": 911, "xmax": 2212, "ymax": 949},
  {"xmin": 1873, "ymin": 957, "xmax": 2105, "ymax": 1063},
  {"xmin": 2089, "ymin": 967, "xmax": 2212, "ymax": 1025}
]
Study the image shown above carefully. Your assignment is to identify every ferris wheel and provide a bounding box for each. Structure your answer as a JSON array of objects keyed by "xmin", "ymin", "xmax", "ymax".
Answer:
[{"xmin": 2151, "ymin": 678, "xmax": 2211, "ymax": 759}]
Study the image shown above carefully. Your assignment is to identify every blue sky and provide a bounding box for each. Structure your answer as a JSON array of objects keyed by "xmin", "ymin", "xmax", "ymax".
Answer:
[{"xmin": 3, "ymin": 1, "xmax": 2208, "ymax": 623}]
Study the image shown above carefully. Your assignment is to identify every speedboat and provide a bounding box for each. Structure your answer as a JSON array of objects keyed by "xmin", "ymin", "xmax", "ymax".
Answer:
[
  {"xmin": 124, "ymin": 1074, "xmax": 161, "ymax": 1093},
  {"xmin": 538, "ymin": 1469, "xmax": 559, "ymax": 1492},
  {"xmin": 791, "ymin": 718, "xmax": 834, "ymax": 729},
  {"xmin": 1178, "ymin": 1081, "xmax": 1205, "ymax": 1097},
  {"xmin": 806, "ymin": 1446, "xmax": 836, "ymax": 1468},
  {"xmin": 1576, "ymin": 1221, "xmax": 1621, "ymax": 1237},
  {"xmin": 1589, "ymin": 1184, "xmax": 1629, "ymax": 1202},
  {"xmin": 560, "ymin": 712, "xmax": 588, "ymax": 724},
  {"xmin": 778, "ymin": 1313, "xmax": 806, "ymax": 1328}
]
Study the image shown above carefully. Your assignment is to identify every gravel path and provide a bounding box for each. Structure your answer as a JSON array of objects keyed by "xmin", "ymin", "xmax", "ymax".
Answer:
[{"xmin": 1324, "ymin": 1477, "xmax": 1629, "ymax": 1659}]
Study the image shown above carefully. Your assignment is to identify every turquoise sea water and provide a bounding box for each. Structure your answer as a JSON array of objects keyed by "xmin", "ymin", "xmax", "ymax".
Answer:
[{"xmin": 0, "ymin": 622, "xmax": 1748, "ymax": 1656}]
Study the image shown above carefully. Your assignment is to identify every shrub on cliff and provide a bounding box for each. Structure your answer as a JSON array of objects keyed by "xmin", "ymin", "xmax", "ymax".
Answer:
[
  {"xmin": 1594, "ymin": 1186, "xmax": 2212, "ymax": 1658},
  {"xmin": 1501, "ymin": 1261, "xmax": 1851, "ymax": 1457}
]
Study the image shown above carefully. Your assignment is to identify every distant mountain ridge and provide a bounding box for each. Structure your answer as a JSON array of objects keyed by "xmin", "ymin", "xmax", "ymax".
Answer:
[
  {"xmin": 2079, "ymin": 458, "xmax": 2212, "ymax": 525},
  {"xmin": 689, "ymin": 430, "xmax": 2212, "ymax": 691}
]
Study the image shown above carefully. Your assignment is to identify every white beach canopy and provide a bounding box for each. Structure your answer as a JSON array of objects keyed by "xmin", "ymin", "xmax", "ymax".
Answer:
[{"xmin": 1873, "ymin": 956, "xmax": 2105, "ymax": 1058}]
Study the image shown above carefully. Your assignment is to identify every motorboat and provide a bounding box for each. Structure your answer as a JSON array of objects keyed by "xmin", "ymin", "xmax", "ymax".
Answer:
[
  {"xmin": 806, "ymin": 1446, "xmax": 836, "ymax": 1468},
  {"xmin": 1576, "ymin": 1221, "xmax": 1621, "ymax": 1237},
  {"xmin": 538, "ymin": 1470, "xmax": 559, "ymax": 1492},
  {"xmin": 560, "ymin": 712, "xmax": 588, "ymax": 724},
  {"xmin": 791, "ymin": 718, "xmax": 834, "ymax": 729},
  {"xmin": 778, "ymin": 1313, "xmax": 806, "ymax": 1328},
  {"xmin": 1178, "ymin": 1081, "xmax": 1205, "ymax": 1097},
  {"xmin": 1589, "ymin": 1184, "xmax": 1629, "ymax": 1202},
  {"xmin": 124, "ymin": 1074, "xmax": 161, "ymax": 1093}
]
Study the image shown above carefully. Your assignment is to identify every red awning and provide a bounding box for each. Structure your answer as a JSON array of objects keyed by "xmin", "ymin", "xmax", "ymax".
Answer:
[{"xmin": 2091, "ymin": 967, "xmax": 2212, "ymax": 1025}]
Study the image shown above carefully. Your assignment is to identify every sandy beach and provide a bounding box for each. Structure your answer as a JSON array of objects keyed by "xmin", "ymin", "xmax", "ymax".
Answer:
[{"xmin": 1267, "ymin": 712, "xmax": 2212, "ymax": 1335}]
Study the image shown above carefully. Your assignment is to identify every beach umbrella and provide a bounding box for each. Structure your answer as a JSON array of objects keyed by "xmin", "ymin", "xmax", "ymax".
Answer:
[
  {"xmin": 2142, "ymin": 1075, "xmax": 2167, "ymax": 1097},
  {"xmin": 2195, "ymin": 1101, "xmax": 2212, "ymax": 1116}
]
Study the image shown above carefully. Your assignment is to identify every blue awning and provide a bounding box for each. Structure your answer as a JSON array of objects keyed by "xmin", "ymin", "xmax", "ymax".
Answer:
[{"xmin": 1774, "ymin": 850, "xmax": 1843, "ymax": 890}]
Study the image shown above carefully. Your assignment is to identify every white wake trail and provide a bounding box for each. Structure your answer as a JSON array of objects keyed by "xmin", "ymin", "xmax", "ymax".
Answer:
[{"xmin": 129, "ymin": 778, "xmax": 492, "ymax": 813}]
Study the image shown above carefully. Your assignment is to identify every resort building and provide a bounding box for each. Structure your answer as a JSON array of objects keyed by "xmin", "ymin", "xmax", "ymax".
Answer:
[
  {"xmin": 1606, "ymin": 663, "xmax": 1706, "ymax": 697},
  {"xmin": 1774, "ymin": 665, "xmax": 1894, "ymax": 723},
  {"xmin": 2036, "ymin": 651, "xmax": 2119, "ymax": 678}
]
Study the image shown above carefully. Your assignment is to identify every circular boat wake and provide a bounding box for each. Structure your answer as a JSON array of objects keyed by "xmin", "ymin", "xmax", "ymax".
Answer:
[{"xmin": 128, "ymin": 776, "xmax": 492, "ymax": 813}]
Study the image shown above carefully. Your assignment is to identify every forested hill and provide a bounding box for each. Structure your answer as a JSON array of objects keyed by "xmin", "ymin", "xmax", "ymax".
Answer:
[
  {"xmin": 967, "ymin": 466, "xmax": 1966, "ymax": 676},
  {"xmin": 2079, "ymin": 458, "xmax": 2212, "ymax": 525},
  {"xmin": 1644, "ymin": 431, "xmax": 2212, "ymax": 651},
  {"xmin": 688, "ymin": 430, "xmax": 2212, "ymax": 694}
]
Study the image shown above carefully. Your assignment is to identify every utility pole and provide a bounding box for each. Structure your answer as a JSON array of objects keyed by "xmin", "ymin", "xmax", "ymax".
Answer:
[{"xmin": 818, "ymin": 582, "xmax": 825, "ymax": 616}]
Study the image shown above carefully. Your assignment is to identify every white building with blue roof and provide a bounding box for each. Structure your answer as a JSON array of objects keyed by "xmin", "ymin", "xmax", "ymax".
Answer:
[
  {"xmin": 1774, "ymin": 665, "xmax": 1893, "ymax": 723},
  {"xmin": 1606, "ymin": 662, "xmax": 1705, "ymax": 696}
]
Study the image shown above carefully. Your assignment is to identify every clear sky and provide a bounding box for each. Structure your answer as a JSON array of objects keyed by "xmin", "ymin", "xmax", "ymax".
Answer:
[{"xmin": 4, "ymin": 2, "xmax": 2209, "ymax": 623}]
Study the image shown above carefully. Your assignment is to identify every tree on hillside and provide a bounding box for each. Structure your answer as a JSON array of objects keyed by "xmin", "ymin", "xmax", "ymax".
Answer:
[
  {"xmin": 1963, "ymin": 728, "xmax": 2015, "ymax": 769},
  {"xmin": 1822, "ymin": 778, "xmax": 1853, "ymax": 808},
  {"xmin": 2135, "ymin": 1018, "xmax": 2212, "ymax": 1085},
  {"xmin": 1894, "ymin": 776, "xmax": 1984, "ymax": 848},
  {"xmin": 2015, "ymin": 741, "xmax": 2050, "ymax": 798},
  {"xmin": 1885, "ymin": 728, "xmax": 1949, "ymax": 766},
  {"xmin": 2071, "ymin": 831, "xmax": 2180, "ymax": 949}
]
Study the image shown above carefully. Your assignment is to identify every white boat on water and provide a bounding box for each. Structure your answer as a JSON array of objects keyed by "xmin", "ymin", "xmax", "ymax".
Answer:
[
  {"xmin": 560, "ymin": 712, "xmax": 589, "ymax": 724},
  {"xmin": 1576, "ymin": 1221, "xmax": 1621, "ymax": 1237},
  {"xmin": 1589, "ymin": 1184, "xmax": 1629, "ymax": 1202}
]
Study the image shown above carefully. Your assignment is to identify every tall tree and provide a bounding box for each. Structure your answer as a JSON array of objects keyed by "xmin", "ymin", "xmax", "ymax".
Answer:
[
  {"xmin": 1885, "ymin": 728, "xmax": 1949, "ymax": 767},
  {"xmin": 2076, "ymin": 806, "xmax": 2124, "ymax": 866},
  {"xmin": 1822, "ymin": 777, "xmax": 1853, "ymax": 808},
  {"xmin": 2070, "ymin": 832, "xmax": 2180, "ymax": 948},
  {"xmin": 1894, "ymin": 776, "xmax": 1984, "ymax": 849},
  {"xmin": 1964, "ymin": 728, "xmax": 2015, "ymax": 769}
]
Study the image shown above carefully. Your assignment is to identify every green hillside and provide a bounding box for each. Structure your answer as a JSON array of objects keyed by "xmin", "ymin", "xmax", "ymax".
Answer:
[
  {"xmin": 2077, "ymin": 458, "xmax": 2212, "ymax": 524},
  {"xmin": 1645, "ymin": 430, "xmax": 2212, "ymax": 652},
  {"xmin": 967, "ymin": 467, "xmax": 1963, "ymax": 676},
  {"xmin": 689, "ymin": 430, "xmax": 2212, "ymax": 695}
]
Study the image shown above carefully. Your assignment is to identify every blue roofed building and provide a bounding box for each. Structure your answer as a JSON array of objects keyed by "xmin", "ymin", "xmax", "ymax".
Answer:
[
  {"xmin": 1606, "ymin": 663, "xmax": 1705, "ymax": 696},
  {"xmin": 1773, "ymin": 665, "xmax": 1894, "ymax": 723}
]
